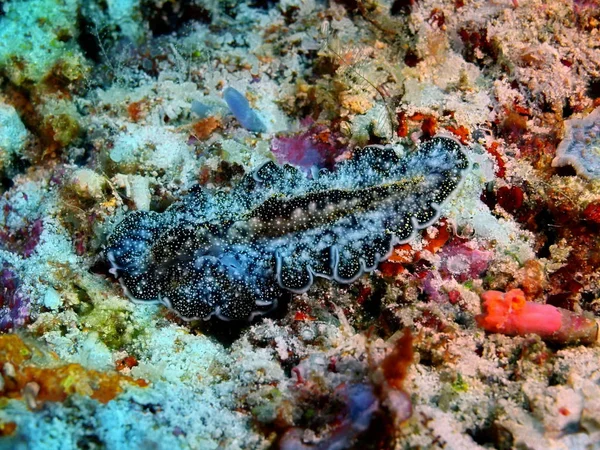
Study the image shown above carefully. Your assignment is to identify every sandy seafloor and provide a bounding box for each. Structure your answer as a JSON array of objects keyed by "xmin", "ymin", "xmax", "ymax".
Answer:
[{"xmin": 1, "ymin": 0, "xmax": 600, "ymax": 449}]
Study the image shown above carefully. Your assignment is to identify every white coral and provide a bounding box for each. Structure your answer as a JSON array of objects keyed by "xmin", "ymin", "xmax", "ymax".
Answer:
[
  {"xmin": 552, "ymin": 107, "xmax": 600, "ymax": 180},
  {"xmin": 0, "ymin": 102, "xmax": 29, "ymax": 173}
]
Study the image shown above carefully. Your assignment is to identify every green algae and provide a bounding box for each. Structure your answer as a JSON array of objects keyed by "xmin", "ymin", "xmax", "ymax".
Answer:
[
  {"xmin": 79, "ymin": 304, "xmax": 146, "ymax": 351},
  {"xmin": 71, "ymin": 284, "xmax": 147, "ymax": 351},
  {"xmin": 451, "ymin": 374, "xmax": 469, "ymax": 394}
]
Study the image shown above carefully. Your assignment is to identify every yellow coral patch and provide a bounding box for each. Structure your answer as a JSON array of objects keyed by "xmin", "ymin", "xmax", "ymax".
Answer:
[{"xmin": 0, "ymin": 334, "xmax": 148, "ymax": 406}]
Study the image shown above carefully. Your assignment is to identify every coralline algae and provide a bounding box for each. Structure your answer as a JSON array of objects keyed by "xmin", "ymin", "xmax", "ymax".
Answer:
[
  {"xmin": 552, "ymin": 107, "xmax": 600, "ymax": 179},
  {"xmin": 105, "ymin": 136, "xmax": 469, "ymax": 321}
]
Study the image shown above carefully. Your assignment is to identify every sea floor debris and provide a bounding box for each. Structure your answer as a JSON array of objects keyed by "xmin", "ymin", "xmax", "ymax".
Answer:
[{"xmin": 1, "ymin": 0, "xmax": 600, "ymax": 449}]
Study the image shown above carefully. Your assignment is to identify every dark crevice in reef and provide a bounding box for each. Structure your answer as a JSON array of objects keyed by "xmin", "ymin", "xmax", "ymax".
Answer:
[
  {"xmin": 77, "ymin": 14, "xmax": 103, "ymax": 64},
  {"xmin": 73, "ymin": 143, "xmax": 95, "ymax": 167},
  {"xmin": 191, "ymin": 292, "xmax": 292, "ymax": 348},
  {"xmin": 390, "ymin": 0, "xmax": 417, "ymax": 16},
  {"xmin": 456, "ymin": 23, "xmax": 503, "ymax": 71},
  {"xmin": 89, "ymin": 258, "xmax": 113, "ymax": 278},
  {"xmin": 0, "ymin": 174, "xmax": 14, "ymax": 193},
  {"xmin": 144, "ymin": 0, "xmax": 212, "ymax": 37},
  {"xmin": 360, "ymin": 282, "xmax": 385, "ymax": 320},
  {"xmin": 562, "ymin": 98, "xmax": 575, "ymax": 119},
  {"xmin": 468, "ymin": 421, "xmax": 515, "ymax": 450},
  {"xmin": 249, "ymin": 0, "xmax": 280, "ymax": 9},
  {"xmin": 587, "ymin": 77, "xmax": 600, "ymax": 99},
  {"xmin": 0, "ymin": 153, "xmax": 29, "ymax": 192},
  {"xmin": 533, "ymin": 209, "xmax": 557, "ymax": 259},
  {"xmin": 553, "ymin": 165, "xmax": 577, "ymax": 177},
  {"xmin": 192, "ymin": 320, "xmax": 249, "ymax": 347},
  {"xmin": 404, "ymin": 49, "xmax": 421, "ymax": 67}
]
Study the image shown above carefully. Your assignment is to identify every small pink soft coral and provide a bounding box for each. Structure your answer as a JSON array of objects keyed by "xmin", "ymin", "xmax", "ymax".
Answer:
[
  {"xmin": 476, "ymin": 289, "xmax": 598, "ymax": 345},
  {"xmin": 439, "ymin": 243, "xmax": 493, "ymax": 282},
  {"xmin": 271, "ymin": 124, "xmax": 345, "ymax": 172}
]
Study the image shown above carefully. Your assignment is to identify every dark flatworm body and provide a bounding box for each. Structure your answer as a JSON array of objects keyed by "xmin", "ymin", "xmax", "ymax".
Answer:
[{"xmin": 105, "ymin": 136, "xmax": 469, "ymax": 320}]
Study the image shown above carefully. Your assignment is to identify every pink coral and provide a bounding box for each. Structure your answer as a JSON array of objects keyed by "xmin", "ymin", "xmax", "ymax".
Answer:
[
  {"xmin": 439, "ymin": 243, "xmax": 493, "ymax": 282},
  {"xmin": 0, "ymin": 266, "xmax": 31, "ymax": 332},
  {"xmin": 422, "ymin": 242, "xmax": 493, "ymax": 303},
  {"xmin": 271, "ymin": 124, "xmax": 345, "ymax": 172},
  {"xmin": 476, "ymin": 289, "xmax": 598, "ymax": 345},
  {"xmin": 0, "ymin": 217, "xmax": 43, "ymax": 258}
]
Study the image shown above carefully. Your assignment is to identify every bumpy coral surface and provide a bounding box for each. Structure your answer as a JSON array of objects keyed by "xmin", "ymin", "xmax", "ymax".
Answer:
[
  {"xmin": 0, "ymin": 102, "xmax": 29, "ymax": 176},
  {"xmin": 552, "ymin": 107, "xmax": 600, "ymax": 179}
]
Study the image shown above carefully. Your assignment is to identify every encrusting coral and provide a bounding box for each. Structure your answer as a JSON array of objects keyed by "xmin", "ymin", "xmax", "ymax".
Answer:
[{"xmin": 0, "ymin": 334, "xmax": 148, "ymax": 408}]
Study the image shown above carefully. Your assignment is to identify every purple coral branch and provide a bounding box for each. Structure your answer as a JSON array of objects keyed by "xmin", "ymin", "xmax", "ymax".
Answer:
[{"xmin": 0, "ymin": 266, "xmax": 31, "ymax": 332}]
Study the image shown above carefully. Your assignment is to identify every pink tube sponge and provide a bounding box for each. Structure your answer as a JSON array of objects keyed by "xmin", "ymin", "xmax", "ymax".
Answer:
[{"xmin": 477, "ymin": 289, "xmax": 598, "ymax": 345}]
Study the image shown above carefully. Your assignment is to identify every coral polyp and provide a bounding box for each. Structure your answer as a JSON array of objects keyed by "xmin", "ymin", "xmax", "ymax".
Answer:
[{"xmin": 106, "ymin": 136, "xmax": 469, "ymax": 321}]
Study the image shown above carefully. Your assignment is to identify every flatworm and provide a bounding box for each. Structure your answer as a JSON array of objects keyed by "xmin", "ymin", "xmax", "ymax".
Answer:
[{"xmin": 105, "ymin": 136, "xmax": 469, "ymax": 321}]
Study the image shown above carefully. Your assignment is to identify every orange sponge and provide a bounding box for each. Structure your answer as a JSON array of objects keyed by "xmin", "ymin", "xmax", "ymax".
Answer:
[{"xmin": 476, "ymin": 289, "xmax": 598, "ymax": 345}]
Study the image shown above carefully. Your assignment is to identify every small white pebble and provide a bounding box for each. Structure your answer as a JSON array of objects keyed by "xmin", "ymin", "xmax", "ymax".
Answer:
[
  {"xmin": 23, "ymin": 381, "xmax": 40, "ymax": 410},
  {"xmin": 3, "ymin": 362, "xmax": 16, "ymax": 379}
]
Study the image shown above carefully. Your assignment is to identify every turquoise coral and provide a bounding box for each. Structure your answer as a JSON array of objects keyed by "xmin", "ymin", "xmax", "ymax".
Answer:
[
  {"xmin": 0, "ymin": 102, "xmax": 29, "ymax": 175},
  {"xmin": 0, "ymin": 0, "xmax": 87, "ymax": 85}
]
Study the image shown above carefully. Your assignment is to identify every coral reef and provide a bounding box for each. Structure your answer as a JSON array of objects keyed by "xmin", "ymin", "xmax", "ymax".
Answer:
[
  {"xmin": 0, "ymin": 0, "xmax": 599, "ymax": 448},
  {"xmin": 0, "ymin": 0, "xmax": 87, "ymax": 87}
]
